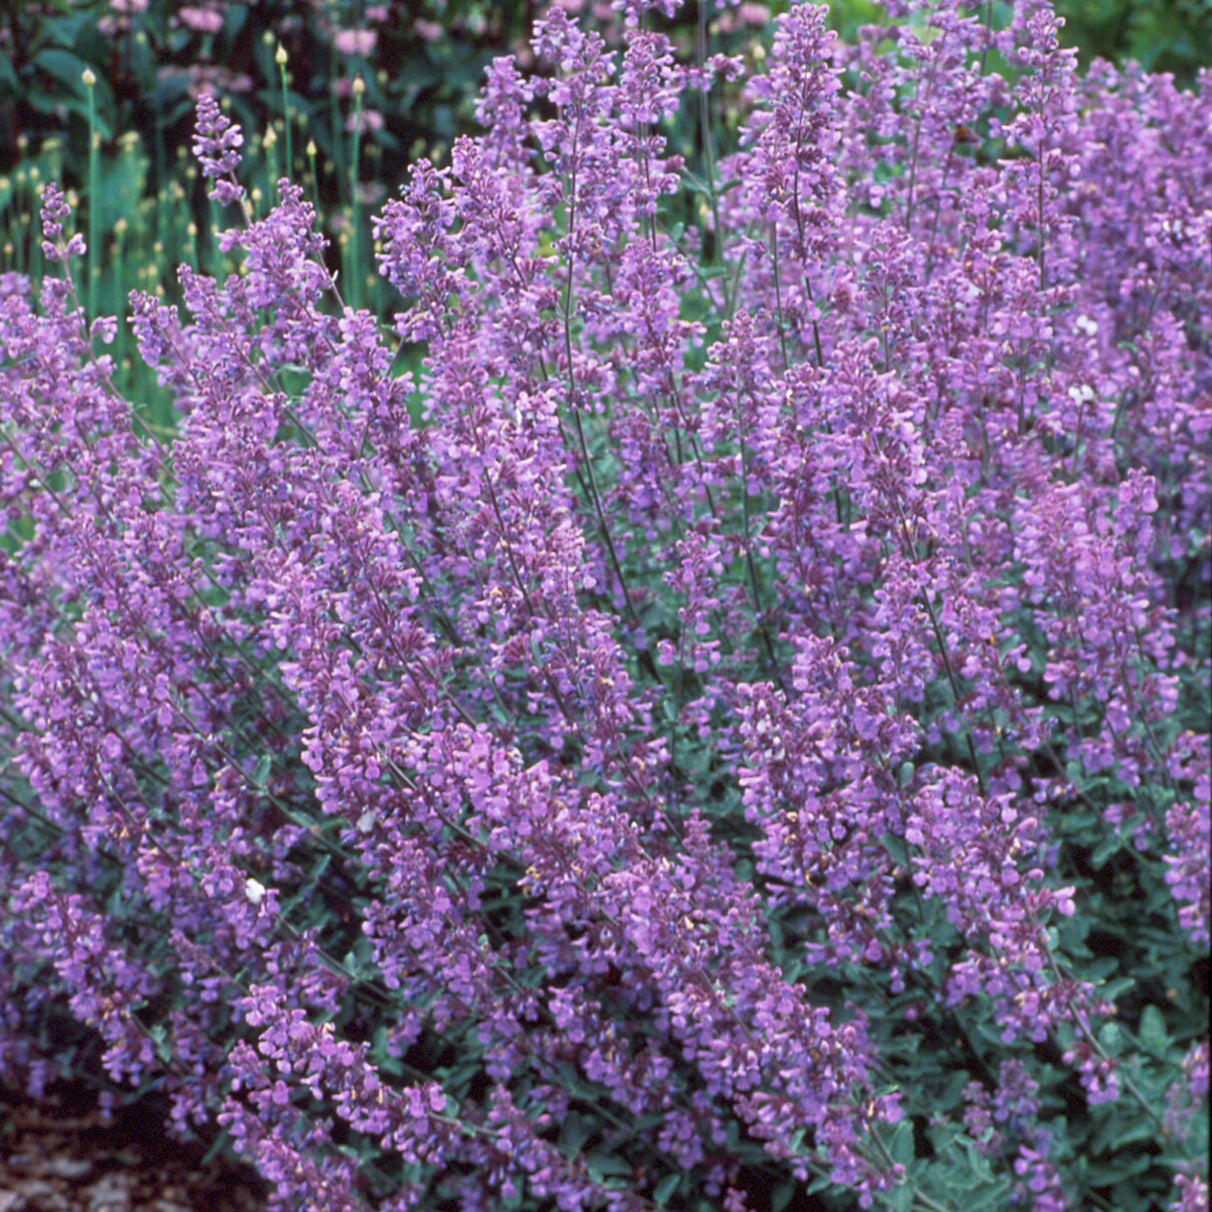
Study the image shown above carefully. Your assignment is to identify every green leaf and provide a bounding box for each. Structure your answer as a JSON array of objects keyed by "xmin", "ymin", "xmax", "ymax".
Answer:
[
  {"xmin": 887, "ymin": 1177, "xmax": 914, "ymax": 1212},
  {"xmin": 31, "ymin": 47, "xmax": 114, "ymax": 135},
  {"xmin": 1092, "ymin": 1114, "xmax": 1161, "ymax": 1155},
  {"xmin": 585, "ymin": 1153, "xmax": 630, "ymax": 1183},
  {"xmin": 34, "ymin": 47, "xmax": 89, "ymax": 93},
  {"xmin": 199, "ymin": 1128, "xmax": 233, "ymax": 1167},
  {"xmin": 93, "ymin": 146, "xmax": 149, "ymax": 235},
  {"xmin": 1088, "ymin": 1151, "xmax": 1154, "ymax": 1185},
  {"xmin": 653, "ymin": 1174, "xmax": 680, "ymax": 1206},
  {"xmin": 220, "ymin": 3, "xmax": 251, "ymax": 40},
  {"xmin": 1137, "ymin": 1004, "xmax": 1168, "ymax": 1057},
  {"xmin": 558, "ymin": 1112, "xmax": 592, "ymax": 1158},
  {"xmin": 1099, "ymin": 976, "xmax": 1137, "ymax": 1003},
  {"xmin": 1091, "ymin": 829, "xmax": 1128, "ymax": 865},
  {"xmin": 889, "ymin": 1120, "xmax": 915, "ymax": 1166},
  {"xmin": 252, "ymin": 754, "xmax": 272, "ymax": 789},
  {"xmin": 881, "ymin": 831, "xmax": 910, "ymax": 865}
]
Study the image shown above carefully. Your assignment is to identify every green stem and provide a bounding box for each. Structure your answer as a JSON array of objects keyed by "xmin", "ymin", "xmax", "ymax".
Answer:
[
  {"xmin": 348, "ymin": 76, "xmax": 365, "ymax": 313},
  {"xmin": 1038, "ymin": 927, "xmax": 1166, "ymax": 1131},
  {"xmin": 770, "ymin": 224, "xmax": 790, "ymax": 372},
  {"xmin": 306, "ymin": 138, "xmax": 321, "ymax": 219},
  {"xmin": 84, "ymin": 67, "xmax": 100, "ymax": 322},
  {"xmin": 277, "ymin": 43, "xmax": 292, "ymax": 180},
  {"xmin": 917, "ymin": 581, "xmax": 989, "ymax": 798},
  {"xmin": 695, "ymin": 3, "xmax": 723, "ymax": 266},
  {"xmin": 113, "ymin": 220, "xmax": 126, "ymax": 371}
]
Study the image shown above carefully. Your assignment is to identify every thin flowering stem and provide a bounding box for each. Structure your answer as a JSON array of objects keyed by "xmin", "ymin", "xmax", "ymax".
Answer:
[
  {"xmin": 1036, "ymin": 926, "xmax": 1168, "ymax": 1130},
  {"xmin": 786, "ymin": 94, "xmax": 826, "ymax": 369},
  {"xmin": 903, "ymin": 3, "xmax": 947, "ymax": 235},
  {"xmin": 736, "ymin": 420, "xmax": 780, "ymax": 681},
  {"xmin": 561, "ymin": 249, "xmax": 645, "ymax": 638},
  {"xmin": 918, "ymin": 589, "xmax": 989, "ymax": 798},
  {"xmin": 864, "ymin": 1133, "xmax": 957, "ymax": 1212},
  {"xmin": 551, "ymin": 106, "xmax": 642, "ymax": 626},
  {"xmin": 695, "ymin": 4, "xmax": 723, "ymax": 267},
  {"xmin": 769, "ymin": 224, "xmax": 791, "ymax": 372},
  {"xmin": 83, "ymin": 68, "xmax": 100, "ymax": 321}
]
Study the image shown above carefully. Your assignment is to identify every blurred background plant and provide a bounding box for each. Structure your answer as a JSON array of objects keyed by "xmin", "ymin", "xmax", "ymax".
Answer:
[
  {"xmin": 1, "ymin": 0, "xmax": 1206, "ymax": 378},
  {"xmin": 0, "ymin": 0, "xmax": 547, "ymax": 419}
]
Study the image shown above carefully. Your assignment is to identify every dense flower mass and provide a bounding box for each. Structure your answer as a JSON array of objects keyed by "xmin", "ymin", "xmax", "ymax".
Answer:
[{"xmin": 0, "ymin": 1, "xmax": 1207, "ymax": 1210}]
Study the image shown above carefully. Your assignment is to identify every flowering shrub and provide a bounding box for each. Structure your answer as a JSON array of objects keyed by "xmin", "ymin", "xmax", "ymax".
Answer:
[{"xmin": 1, "ymin": 2, "xmax": 1208, "ymax": 1210}]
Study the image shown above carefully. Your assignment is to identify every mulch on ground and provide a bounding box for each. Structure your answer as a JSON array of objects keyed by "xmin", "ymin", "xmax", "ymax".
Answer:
[{"xmin": 0, "ymin": 1085, "xmax": 265, "ymax": 1212}]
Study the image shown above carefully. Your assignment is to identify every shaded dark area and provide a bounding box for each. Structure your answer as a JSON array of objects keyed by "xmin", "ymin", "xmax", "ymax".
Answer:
[{"xmin": 0, "ymin": 1080, "xmax": 266, "ymax": 1211}]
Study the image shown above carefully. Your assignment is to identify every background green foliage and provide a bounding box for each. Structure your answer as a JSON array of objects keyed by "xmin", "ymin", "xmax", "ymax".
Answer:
[
  {"xmin": 0, "ymin": 0, "xmax": 1204, "ymax": 383},
  {"xmin": 1, "ymin": 0, "xmax": 1206, "ymax": 312},
  {"xmin": 1058, "ymin": 0, "xmax": 1212, "ymax": 78}
]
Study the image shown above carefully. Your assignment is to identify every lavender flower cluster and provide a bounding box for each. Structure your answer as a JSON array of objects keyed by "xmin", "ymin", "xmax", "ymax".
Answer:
[{"xmin": 1, "ymin": 1, "xmax": 1207, "ymax": 1209}]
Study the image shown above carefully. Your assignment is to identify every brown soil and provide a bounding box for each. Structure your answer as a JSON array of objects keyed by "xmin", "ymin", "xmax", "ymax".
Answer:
[{"xmin": 0, "ymin": 1085, "xmax": 266, "ymax": 1212}]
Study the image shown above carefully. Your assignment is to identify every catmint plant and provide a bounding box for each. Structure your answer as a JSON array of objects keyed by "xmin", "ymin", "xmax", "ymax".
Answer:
[{"xmin": 0, "ymin": 2, "xmax": 1207, "ymax": 1211}]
